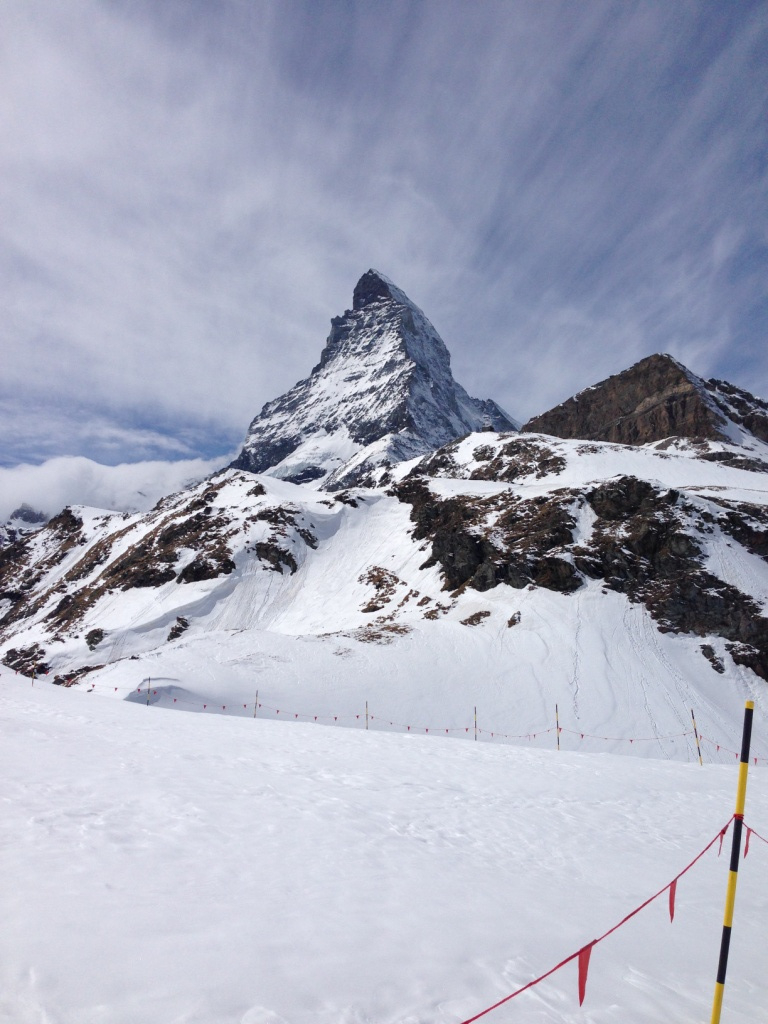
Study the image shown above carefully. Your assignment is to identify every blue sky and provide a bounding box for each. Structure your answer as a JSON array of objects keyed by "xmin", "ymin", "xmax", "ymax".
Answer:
[{"xmin": 1, "ymin": 0, "xmax": 766, "ymax": 476}]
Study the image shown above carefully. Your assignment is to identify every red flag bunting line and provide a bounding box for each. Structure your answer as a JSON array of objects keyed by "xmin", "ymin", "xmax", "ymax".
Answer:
[
  {"xmin": 742, "ymin": 821, "xmax": 768, "ymax": 853},
  {"xmin": 455, "ymin": 819, "xmax": 733, "ymax": 1022},
  {"xmin": 699, "ymin": 734, "xmax": 768, "ymax": 765},
  {"xmin": 8, "ymin": 676, "xmax": 766, "ymax": 762}
]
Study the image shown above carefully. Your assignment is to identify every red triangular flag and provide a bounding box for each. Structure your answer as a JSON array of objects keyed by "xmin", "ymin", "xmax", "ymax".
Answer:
[
  {"xmin": 668, "ymin": 879, "xmax": 677, "ymax": 922},
  {"xmin": 718, "ymin": 829, "xmax": 726, "ymax": 855},
  {"xmin": 578, "ymin": 942, "xmax": 596, "ymax": 1005},
  {"xmin": 744, "ymin": 828, "xmax": 752, "ymax": 859}
]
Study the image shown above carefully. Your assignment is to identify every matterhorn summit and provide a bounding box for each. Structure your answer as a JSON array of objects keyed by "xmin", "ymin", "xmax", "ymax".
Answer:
[{"xmin": 231, "ymin": 269, "xmax": 516, "ymax": 488}]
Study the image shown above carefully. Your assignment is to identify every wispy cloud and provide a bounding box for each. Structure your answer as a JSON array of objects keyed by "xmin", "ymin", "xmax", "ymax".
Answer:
[{"xmin": 1, "ymin": 0, "xmax": 766, "ymax": 473}]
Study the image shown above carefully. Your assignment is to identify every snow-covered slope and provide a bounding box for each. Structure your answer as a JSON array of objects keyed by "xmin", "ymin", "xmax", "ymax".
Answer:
[
  {"xmin": 2, "ymin": 428, "xmax": 768, "ymax": 761},
  {"xmin": 231, "ymin": 270, "xmax": 516, "ymax": 488},
  {"xmin": 4, "ymin": 335, "xmax": 768, "ymax": 1021},
  {"xmin": 1, "ymin": 677, "xmax": 767, "ymax": 1024}
]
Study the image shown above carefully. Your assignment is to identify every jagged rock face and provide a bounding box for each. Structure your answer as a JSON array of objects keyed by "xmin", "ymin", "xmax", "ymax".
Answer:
[
  {"xmin": 231, "ymin": 269, "xmax": 515, "ymax": 488},
  {"xmin": 397, "ymin": 437, "xmax": 768, "ymax": 679},
  {"xmin": 706, "ymin": 378, "xmax": 768, "ymax": 444},
  {"xmin": 521, "ymin": 353, "xmax": 765, "ymax": 446}
]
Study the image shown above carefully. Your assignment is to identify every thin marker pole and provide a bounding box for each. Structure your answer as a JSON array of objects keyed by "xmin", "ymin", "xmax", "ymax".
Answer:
[
  {"xmin": 710, "ymin": 699, "xmax": 754, "ymax": 1024},
  {"xmin": 365, "ymin": 700, "xmax": 369, "ymax": 730},
  {"xmin": 556, "ymin": 703, "xmax": 560, "ymax": 752},
  {"xmin": 691, "ymin": 707, "xmax": 703, "ymax": 766},
  {"xmin": 253, "ymin": 688, "xmax": 258, "ymax": 719},
  {"xmin": 474, "ymin": 706, "xmax": 477, "ymax": 742},
  {"xmin": 146, "ymin": 677, "xmax": 150, "ymax": 706}
]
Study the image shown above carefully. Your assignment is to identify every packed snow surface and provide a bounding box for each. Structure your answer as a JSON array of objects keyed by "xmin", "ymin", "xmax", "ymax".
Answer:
[{"xmin": 1, "ymin": 678, "xmax": 767, "ymax": 1023}]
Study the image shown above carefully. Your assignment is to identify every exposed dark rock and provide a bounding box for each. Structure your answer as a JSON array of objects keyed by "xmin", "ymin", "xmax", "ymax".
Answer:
[
  {"xmin": 469, "ymin": 439, "xmax": 566, "ymax": 482},
  {"xmin": 708, "ymin": 500, "xmax": 768, "ymax": 560},
  {"xmin": 177, "ymin": 557, "xmax": 235, "ymax": 584},
  {"xmin": 85, "ymin": 628, "xmax": 105, "ymax": 651},
  {"xmin": 105, "ymin": 544, "xmax": 178, "ymax": 589},
  {"xmin": 698, "ymin": 451, "xmax": 768, "ymax": 473},
  {"xmin": 168, "ymin": 617, "xmax": 189, "ymax": 641},
  {"xmin": 396, "ymin": 467, "xmax": 768, "ymax": 676},
  {"xmin": 254, "ymin": 542, "xmax": 297, "ymax": 574},
  {"xmin": 701, "ymin": 644, "xmax": 725, "ymax": 673},
  {"xmin": 48, "ymin": 507, "xmax": 84, "ymax": 538},
  {"xmin": 358, "ymin": 567, "xmax": 403, "ymax": 613},
  {"xmin": 2, "ymin": 643, "xmax": 48, "ymax": 677},
  {"xmin": 52, "ymin": 664, "xmax": 103, "ymax": 687},
  {"xmin": 461, "ymin": 610, "xmax": 491, "ymax": 626},
  {"xmin": 706, "ymin": 378, "xmax": 768, "ymax": 443},
  {"xmin": 523, "ymin": 354, "xmax": 729, "ymax": 445}
]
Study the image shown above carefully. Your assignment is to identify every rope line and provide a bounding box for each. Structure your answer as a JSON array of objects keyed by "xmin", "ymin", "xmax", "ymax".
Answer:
[
  {"xmin": 457, "ymin": 819, "xmax": 734, "ymax": 1022},
  {"xmin": 5, "ymin": 672, "xmax": 766, "ymax": 761}
]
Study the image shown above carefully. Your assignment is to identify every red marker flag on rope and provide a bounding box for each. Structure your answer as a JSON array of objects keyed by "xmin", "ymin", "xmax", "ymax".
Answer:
[
  {"xmin": 578, "ymin": 942, "xmax": 595, "ymax": 1005},
  {"xmin": 744, "ymin": 828, "xmax": 752, "ymax": 859},
  {"xmin": 668, "ymin": 879, "xmax": 677, "ymax": 922}
]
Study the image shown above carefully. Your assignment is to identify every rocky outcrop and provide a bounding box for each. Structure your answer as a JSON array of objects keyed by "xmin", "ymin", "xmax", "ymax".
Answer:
[
  {"xmin": 706, "ymin": 378, "xmax": 768, "ymax": 444},
  {"xmin": 522, "ymin": 353, "xmax": 732, "ymax": 445},
  {"xmin": 231, "ymin": 269, "xmax": 516, "ymax": 488},
  {"xmin": 397, "ymin": 449, "xmax": 768, "ymax": 678}
]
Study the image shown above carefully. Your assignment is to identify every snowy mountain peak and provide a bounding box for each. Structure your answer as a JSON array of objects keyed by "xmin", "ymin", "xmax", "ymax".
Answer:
[
  {"xmin": 352, "ymin": 268, "xmax": 413, "ymax": 310},
  {"xmin": 232, "ymin": 271, "xmax": 516, "ymax": 488}
]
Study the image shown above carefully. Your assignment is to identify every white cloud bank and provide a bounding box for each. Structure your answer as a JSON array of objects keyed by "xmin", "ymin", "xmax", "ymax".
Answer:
[{"xmin": 0, "ymin": 454, "xmax": 228, "ymax": 523}]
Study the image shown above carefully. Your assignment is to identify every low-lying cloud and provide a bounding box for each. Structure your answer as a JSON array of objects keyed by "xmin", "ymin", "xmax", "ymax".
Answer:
[{"xmin": 0, "ymin": 454, "xmax": 227, "ymax": 523}]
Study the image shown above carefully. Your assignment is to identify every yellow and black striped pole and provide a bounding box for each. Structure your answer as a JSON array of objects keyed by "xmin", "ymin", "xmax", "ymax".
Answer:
[
  {"xmin": 710, "ymin": 699, "xmax": 754, "ymax": 1024},
  {"xmin": 691, "ymin": 707, "xmax": 703, "ymax": 766}
]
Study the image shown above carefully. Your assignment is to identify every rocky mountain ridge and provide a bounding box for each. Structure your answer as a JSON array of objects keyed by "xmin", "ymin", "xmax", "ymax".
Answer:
[{"xmin": 523, "ymin": 352, "xmax": 768, "ymax": 452}]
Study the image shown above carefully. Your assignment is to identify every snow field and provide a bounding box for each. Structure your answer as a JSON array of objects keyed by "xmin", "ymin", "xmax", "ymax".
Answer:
[
  {"xmin": 83, "ymin": 576, "xmax": 768, "ymax": 768},
  {"xmin": 2, "ymin": 678, "xmax": 767, "ymax": 1023}
]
